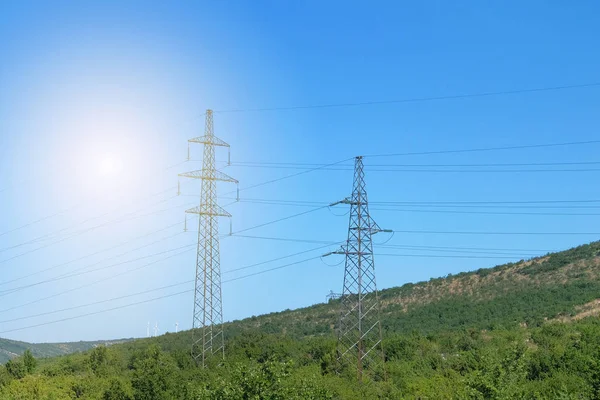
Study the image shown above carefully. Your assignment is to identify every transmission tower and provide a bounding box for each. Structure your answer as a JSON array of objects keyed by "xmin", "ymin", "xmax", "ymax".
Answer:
[
  {"xmin": 179, "ymin": 109, "xmax": 238, "ymax": 366},
  {"xmin": 326, "ymin": 290, "xmax": 342, "ymax": 302},
  {"xmin": 324, "ymin": 156, "xmax": 390, "ymax": 382}
]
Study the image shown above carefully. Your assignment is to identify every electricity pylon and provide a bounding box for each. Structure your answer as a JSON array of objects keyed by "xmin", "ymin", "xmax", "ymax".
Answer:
[
  {"xmin": 178, "ymin": 109, "xmax": 238, "ymax": 366},
  {"xmin": 324, "ymin": 156, "xmax": 390, "ymax": 383}
]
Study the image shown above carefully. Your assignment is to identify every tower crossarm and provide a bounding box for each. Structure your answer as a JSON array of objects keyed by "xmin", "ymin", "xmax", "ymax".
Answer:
[
  {"xmin": 178, "ymin": 169, "xmax": 239, "ymax": 184},
  {"xmin": 185, "ymin": 204, "xmax": 232, "ymax": 218},
  {"xmin": 188, "ymin": 135, "xmax": 230, "ymax": 147}
]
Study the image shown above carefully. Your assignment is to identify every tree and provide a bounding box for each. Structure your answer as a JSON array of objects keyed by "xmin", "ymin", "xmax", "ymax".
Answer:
[
  {"xmin": 22, "ymin": 350, "xmax": 37, "ymax": 374},
  {"xmin": 104, "ymin": 378, "xmax": 132, "ymax": 400},
  {"xmin": 5, "ymin": 359, "xmax": 26, "ymax": 380},
  {"xmin": 131, "ymin": 345, "xmax": 175, "ymax": 400},
  {"xmin": 0, "ymin": 365, "xmax": 11, "ymax": 388}
]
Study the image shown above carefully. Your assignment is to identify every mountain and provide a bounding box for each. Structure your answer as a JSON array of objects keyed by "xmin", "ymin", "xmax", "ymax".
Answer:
[
  {"xmin": 0, "ymin": 338, "xmax": 131, "ymax": 365},
  {"xmin": 221, "ymin": 240, "xmax": 600, "ymax": 338}
]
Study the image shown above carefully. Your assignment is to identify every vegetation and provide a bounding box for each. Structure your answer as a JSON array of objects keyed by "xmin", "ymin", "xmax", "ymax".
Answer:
[
  {"xmin": 2, "ymin": 241, "xmax": 600, "ymax": 398},
  {"xmin": 0, "ymin": 338, "xmax": 131, "ymax": 365}
]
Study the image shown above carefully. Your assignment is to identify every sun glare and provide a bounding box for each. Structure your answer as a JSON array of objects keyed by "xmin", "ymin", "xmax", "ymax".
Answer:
[{"xmin": 98, "ymin": 154, "xmax": 122, "ymax": 177}]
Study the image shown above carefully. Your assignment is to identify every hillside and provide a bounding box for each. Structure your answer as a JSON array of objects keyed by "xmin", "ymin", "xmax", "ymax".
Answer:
[
  {"xmin": 3, "ymin": 241, "xmax": 600, "ymax": 398},
  {"xmin": 222, "ymin": 240, "xmax": 600, "ymax": 338},
  {"xmin": 0, "ymin": 338, "xmax": 131, "ymax": 365}
]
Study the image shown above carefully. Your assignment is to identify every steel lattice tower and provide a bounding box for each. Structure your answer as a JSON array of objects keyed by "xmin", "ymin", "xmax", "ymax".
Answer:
[
  {"xmin": 325, "ymin": 156, "xmax": 389, "ymax": 382},
  {"xmin": 179, "ymin": 110, "xmax": 238, "ymax": 366}
]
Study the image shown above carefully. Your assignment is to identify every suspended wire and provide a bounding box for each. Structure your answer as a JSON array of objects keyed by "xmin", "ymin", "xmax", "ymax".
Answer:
[
  {"xmin": 0, "ymin": 279, "xmax": 195, "ymax": 325},
  {"xmin": 221, "ymin": 163, "xmax": 600, "ymax": 173},
  {"xmin": 0, "ymin": 195, "xmax": 184, "ymax": 255},
  {"xmin": 319, "ymin": 254, "xmax": 346, "ymax": 267},
  {"xmin": 0, "ymin": 240, "xmax": 195, "ymax": 297},
  {"xmin": 392, "ymin": 229, "xmax": 600, "ymax": 235},
  {"xmin": 221, "ymin": 197, "xmax": 600, "ymax": 215},
  {"xmin": 0, "ymin": 244, "xmax": 338, "ymax": 325},
  {"xmin": 0, "ymin": 203, "xmax": 85, "ymax": 238},
  {"xmin": 224, "ymin": 160, "xmax": 600, "ymax": 168},
  {"xmin": 231, "ymin": 234, "xmax": 335, "ymax": 245},
  {"xmin": 212, "ymin": 82, "xmax": 600, "ymax": 113},
  {"xmin": 375, "ymin": 253, "xmax": 530, "ymax": 259},
  {"xmin": 327, "ymin": 205, "xmax": 350, "ymax": 217},
  {"xmin": 225, "ymin": 196, "xmax": 600, "ymax": 206},
  {"xmin": 370, "ymin": 208, "xmax": 600, "ymax": 217},
  {"xmin": 222, "ymin": 157, "xmax": 354, "ymax": 197},
  {"xmin": 0, "ymin": 255, "xmax": 325, "ymax": 333},
  {"xmin": 222, "ymin": 243, "xmax": 339, "ymax": 275},
  {"xmin": 0, "ymin": 196, "xmax": 190, "ymax": 266},
  {"xmin": 378, "ymin": 244, "xmax": 544, "ymax": 257},
  {"xmin": 228, "ymin": 234, "xmax": 556, "ymax": 253},
  {"xmin": 363, "ymin": 139, "xmax": 600, "ymax": 159},
  {"xmin": 0, "ymin": 247, "xmax": 195, "ymax": 315},
  {"xmin": 0, "ymin": 159, "xmax": 192, "ymax": 247},
  {"xmin": 379, "ymin": 243, "xmax": 555, "ymax": 253},
  {"xmin": 0, "ymin": 206, "xmax": 334, "ymax": 309},
  {"xmin": 228, "ymin": 197, "xmax": 600, "ymax": 213},
  {"xmin": 231, "ymin": 205, "xmax": 330, "ymax": 235},
  {"xmin": 223, "ymin": 162, "xmax": 600, "ymax": 173},
  {"xmin": 0, "ymin": 220, "xmax": 183, "ymax": 287},
  {"xmin": 373, "ymin": 231, "xmax": 395, "ymax": 245}
]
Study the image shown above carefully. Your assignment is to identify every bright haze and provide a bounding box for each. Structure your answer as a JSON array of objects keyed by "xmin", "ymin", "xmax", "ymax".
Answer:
[{"xmin": 0, "ymin": 1, "xmax": 599, "ymax": 343}]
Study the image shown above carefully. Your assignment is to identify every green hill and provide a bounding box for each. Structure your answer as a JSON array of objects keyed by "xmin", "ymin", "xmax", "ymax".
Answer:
[
  {"xmin": 221, "ymin": 240, "xmax": 600, "ymax": 338},
  {"xmin": 0, "ymin": 338, "xmax": 131, "ymax": 365},
  {"xmin": 3, "ymin": 241, "xmax": 600, "ymax": 399}
]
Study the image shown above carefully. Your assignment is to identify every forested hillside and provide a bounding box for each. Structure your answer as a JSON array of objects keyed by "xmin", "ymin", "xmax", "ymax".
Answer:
[
  {"xmin": 2, "ymin": 241, "xmax": 600, "ymax": 398},
  {"xmin": 0, "ymin": 338, "xmax": 131, "ymax": 365}
]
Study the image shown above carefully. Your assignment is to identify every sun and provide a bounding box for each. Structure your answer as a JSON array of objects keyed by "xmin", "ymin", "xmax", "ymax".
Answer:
[{"xmin": 98, "ymin": 153, "xmax": 122, "ymax": 177}]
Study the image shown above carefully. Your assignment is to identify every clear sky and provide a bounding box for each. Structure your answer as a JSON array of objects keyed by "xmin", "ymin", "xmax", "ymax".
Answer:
[{"xmin": 1, "ymin": 1, "xmax": 600, "ymax": 343}]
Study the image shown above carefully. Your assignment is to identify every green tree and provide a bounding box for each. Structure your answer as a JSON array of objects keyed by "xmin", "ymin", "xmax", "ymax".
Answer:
[
  {"xmin": 131, "ymin": 345, "xmax": 175, "ymax": 400},
  {"xmin": 22, "ymin": 349, "xmax": 37, "ymax": 374},
  {"xmin": 104, "ymin": 378, "xmax": 133, "ymax": 400},
  {"xmin": 5, "ymin": 358, "xmax": 26, "ymax": 380},
  {"xmin": 0, "ymin": 365, "xmax": 11, "ymax": 388}
]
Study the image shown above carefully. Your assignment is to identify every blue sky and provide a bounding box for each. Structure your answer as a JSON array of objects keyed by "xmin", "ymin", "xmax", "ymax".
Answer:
[{"xmin": 1, "ymin": 1, "xmax": 600, "ymax": 343}]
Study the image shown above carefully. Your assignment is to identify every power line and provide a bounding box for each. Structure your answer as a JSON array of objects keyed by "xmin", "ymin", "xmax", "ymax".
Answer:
[
  {"xmin": 229, "ymin": 234, "xmax": 557, "ymax": 253},
  {"xmin": 224, "ymin": 160, "xmax": 600, "ymax": 168},
  {"xmin": 0, "ymin": 247, "xmax": 195, "ymax": 315},
  {"xmin": 0, "ymin": 205, "xmax": 333, "ymax": 312},
  {"xmin": 221, "ymin": 198, "xmax": 600, "ymax": 215},
  {"xmin": 0, "ymin": 195, "xmax": 185, "ymax": 255},
  {"xmin": 227, "ymin": 165, "xmax": 600, "ymax": 173},
  {"xmin": 0, "ymin": 196, "xmax": 189, "ymax": 266},
  {"xmin": 378, "ymin": 243, "xmax": 553, "ymax": 254},
  {"xmin": 0, "ymin": 203, "xmax": 84, "ymax": 238},
  {"xmin": 222, "ymin": 157, "xmax": 354, "ymax": 197},
  {"xmin": 0, "ymin": 255, "xmax": 325, "ymax": 334},
  {"xmin": 0, "ymin": 245, "xmax": 336, "ymax": 325},
  {"xmin": 364, "ymin": 139, "xmax": 600, "ymax": 158},
  {"xmin": 0, "ymin": 279, "xmax": 195, "ymax": 324},
  {"xmin": 0, "ymin": 220, "xmax": 183, "ymax": 288},
  {"xmin": 213, "ymin": 82, "xmax": 600, "ymax": 113},
  {"xmin": 392, "ymin": 229, "xmax": 600, "ymax": 235},
  {"xmin": 376, "ymin": 253, "xmax": 529, "ymax": 259},
  {"xmin": 225, "ymin": 197, "xmax": 600, "ymax": 210},
  {"xmin": 0, "ymin": 240, "xmax": 195, "ymax": 297},
  {"xmin": 370, "ymin": 208, "xmax": 600, "ymax": 217},
  {"xmin": 231, "ymin": 205, "xmax": 330, "ymax": 235}
]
